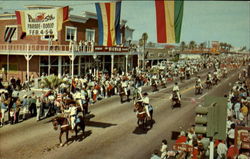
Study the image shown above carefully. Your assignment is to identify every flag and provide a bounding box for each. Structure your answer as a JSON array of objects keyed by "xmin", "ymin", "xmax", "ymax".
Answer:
[
  {"xmin": 4, "ymin": 27, "xmax": 16, "ymax": 43},
  {"xmin": 57, "ymin": 6, "xmax": 69, "ymax": 31},
  {"xmin": 95, "ymin": 1, "xmax": 121, "ymax": 46},
  {"xmin": 155, "ymin": 0, "xmax": 184, "ymax": 43}
]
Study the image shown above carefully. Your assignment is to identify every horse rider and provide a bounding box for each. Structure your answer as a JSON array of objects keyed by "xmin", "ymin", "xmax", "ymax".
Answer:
[
  {"xmin": 121, "ymin": 79, "xmax": 128, "ymax": 96},
  {"xmin": 172, "ymin": 83, "xmax": 181, "ymax": 101},
  {"xmin": 74, "ymin": 89, "xmax": 82, "ymax": 110},
  {"xmin": 64, "ymin": 104, "xmax": 78, "ymax": 130},
  {"xmin": 81, "ymin": 88, "xmax": 90, "ymax": 114},
  {"xmin": 196, "ymin": 76, "xmax": 202, "ymax": 89},
  {"xmin": 141, "ymin": 92, "xmax": 153, "ymax": 119},
  {"xmin": 207, "ymin": 72, "xmax": 212, "ymax": 83}
]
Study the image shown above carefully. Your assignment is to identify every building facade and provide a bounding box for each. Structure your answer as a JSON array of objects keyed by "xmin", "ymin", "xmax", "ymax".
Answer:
[{"xmin": 0, "ymin": 5, "xmax": 140, "ymax": 82}]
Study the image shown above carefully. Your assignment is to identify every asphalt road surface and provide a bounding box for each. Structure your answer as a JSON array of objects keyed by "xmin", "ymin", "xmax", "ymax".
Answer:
[{"xmin": 0, "ymin": 67, "xmax": 243, "ymax": 159}]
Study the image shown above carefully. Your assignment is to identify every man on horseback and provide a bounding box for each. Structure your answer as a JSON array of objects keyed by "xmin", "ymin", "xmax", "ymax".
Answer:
[
  {"xmin": 141, "ymin": 92, "xmax": 153, "ymax": 119},
  {"xmin": 121, "ymin": 79, "xmax": 128, "ymax": 96},
  {"xmin": 64, "ymin": 104, "xmax": 78, "ymax": 130},
  {"xmin": 195, "ymin": 76, "xmax": 203, "ymax": 94},
  {"xmin": 172, "ymin": 83, "xmax": 181, "ymax": 108}
]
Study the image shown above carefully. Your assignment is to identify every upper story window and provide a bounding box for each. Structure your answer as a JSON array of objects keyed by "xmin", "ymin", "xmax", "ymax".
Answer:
[
  {"xmin": 65, "ymin": 26, "xmax": 77, "ymax": 41},
  {"xmin": 85, "ymin": 29, "xmax": 95, "ymax": 42},
  {"xmin": 5, "ymin": 25, "xmax": 18, "ymax": 41},
  {"xmin": 41, "ymin": 35, "xmax": 54, "ymax": 41}
]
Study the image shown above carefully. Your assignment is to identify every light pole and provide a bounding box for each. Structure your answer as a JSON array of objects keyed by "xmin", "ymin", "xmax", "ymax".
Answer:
[{"xmin": 48, "ymin": 37, "xmax": 52, "ymax": 75}]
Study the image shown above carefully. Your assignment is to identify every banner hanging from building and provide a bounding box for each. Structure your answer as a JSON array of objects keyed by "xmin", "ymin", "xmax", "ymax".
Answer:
[
  {"xmin": 4, "ymin": 27, "xmax": 16, "ymax": 43},
  {"xmin": 15, "ymin": 6, "xmax": 68, "ymax": 37},
  {"xmin": 155, "ymin": 0, "xmax": 184, "ymax": 43},
  {"xmin": 95, "ymin": 1, "xmax": 121, "ymax": 46}
]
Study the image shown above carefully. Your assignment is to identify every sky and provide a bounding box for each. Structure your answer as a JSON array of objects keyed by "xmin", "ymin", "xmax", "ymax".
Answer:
[{"xmin": 1, "ymin": 1, "xmax": 250, "ymax": 49}]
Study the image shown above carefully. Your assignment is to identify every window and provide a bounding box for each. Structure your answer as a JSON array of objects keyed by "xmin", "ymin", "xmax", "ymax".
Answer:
[
  {"xmin": 85, "ymin": 29, "xmax": 95, "ymax": 42},
  {"xmin": 65, "ymin": 26, "xmax": 77, "ymax": 41},
  {"xmin": 41, "ymin": 35, "xmax": 55, "ymax": 41},
  {"xmin": 5, "ymin": 25, "xmax": 18, "ymax": 41},
  {"xmin": 149, "ymin": 53, "xmax": 154, "ymax": 57},
  {"xmin": 158, "ymin": 53, "xmax": 164, "ymax": 58}
]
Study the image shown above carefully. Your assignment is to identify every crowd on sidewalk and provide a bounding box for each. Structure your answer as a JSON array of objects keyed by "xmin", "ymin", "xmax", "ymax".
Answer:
[{"xmin": 150, "ymin": 67, "xmax": 250, "ymax": 159}]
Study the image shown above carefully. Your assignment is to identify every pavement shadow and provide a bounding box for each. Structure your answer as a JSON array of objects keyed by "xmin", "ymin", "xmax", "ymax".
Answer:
[
  {"xmin": 84, "ymin": 114, "xmax": 95, "ymax": 121},
  {"xmin": 132, "ymin": 120, "xmax": 155, "ymax": 135},
  {"xmin": 66, "ymin": 130, "xmax": 92, "ymax": 146},
  {"xmin": 85, "ymin": 121, "xmax": 117, "ymax": 128}
]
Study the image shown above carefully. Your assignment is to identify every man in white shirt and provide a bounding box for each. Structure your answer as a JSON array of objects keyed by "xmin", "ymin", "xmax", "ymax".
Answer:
[
  {"xmin": 217, "ymin": 141, "xmax": 227, "ymax": 159},
  {"xmin": 121, "ymin": 79, "xmax": 128, "ymax": 95},
  {"xmin": 64, "ymin": 104, "xmax": 78, "ymax": 130},
  {"xmin": 172, "ymin": 83, "xmax": 181, "ymax": 101},
  {"xmin": 141, "ymin": 92, "xmax": 151, "ymax": 118}
]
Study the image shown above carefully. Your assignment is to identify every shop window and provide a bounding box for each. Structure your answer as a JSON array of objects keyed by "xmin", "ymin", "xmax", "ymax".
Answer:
[
  {"xmin": 85, "ymin": 29, "xmax": 95, "ymax": 42},
  {"xmin": 66, "ymin": 26, "xmax": 77, "ymax": 41}
]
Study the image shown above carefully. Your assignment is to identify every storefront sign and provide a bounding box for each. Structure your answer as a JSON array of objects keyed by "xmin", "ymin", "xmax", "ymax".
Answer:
[
  {"xmin": 94, "ymin": 46, "xmax": 129, "ymax": 52},
  {"xmin": 240, "ymin": 132, "xmax": 250, "ymax": 142},
  {"xmin": 24, "ymin": 9, "xmax": 57, "ymax": 36},
  {"xmin": 173, "ymin": 143, "xmax": 193, "ymax": 152},
  {"xmin": 235, "ymin": 127, "xmax": 250, "ymax": 153}
]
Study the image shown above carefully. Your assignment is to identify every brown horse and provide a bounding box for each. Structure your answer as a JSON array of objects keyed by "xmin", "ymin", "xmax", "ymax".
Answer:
[
  {"xmin": 134, "ymin": 101, "xmax": 147, "ymax": 129},
  {"xmin": 52, "ymin": 115, "xmax": 85, "ymax": 146},
  {"xmin": 119, "ymin": 87, "xmax": 130, "ymax": 103}
]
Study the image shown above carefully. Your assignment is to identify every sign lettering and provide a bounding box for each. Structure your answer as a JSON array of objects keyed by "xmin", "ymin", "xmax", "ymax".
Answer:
[
  {"xmin": 94, "ymin": 46, "xmax": 129, "ymax": 52},
  {"xmin": 24, "ymin": 9, "xmax": 57, "ymax": 36}
]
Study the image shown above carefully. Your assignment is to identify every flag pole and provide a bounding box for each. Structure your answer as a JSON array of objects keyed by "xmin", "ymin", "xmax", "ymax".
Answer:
[{"xmin": 7, "ymin": 43, "xmax": 9, "ymax": 82}]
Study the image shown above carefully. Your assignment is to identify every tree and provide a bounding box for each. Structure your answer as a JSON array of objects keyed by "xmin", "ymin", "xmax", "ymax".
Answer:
[
  {"xmin": 142, "ymin": 32, "xmax": 148, "ymax": 46},
  {"xmin": 226, "ymin": 44, "xmax": 232, "ymax": 52},
  {"xmin": 180, "ymin": 41, "xmax": 186, "ymax": 51},
  {"xmin": 40, "ymin": 75, "xmax": 66, "ymax": 89},
  {"xmin": 141, "ymin": 33, "xmax": 148, "ymax": 70},
  {"xmin": 240, "ymin": 46, "xmax": 247, "ymax": 51},
  {"xmin": 189, "ymin": 41, "xmax": 196, "ymax": 50},
  {"xmin": 199, "ymin": 42, "xmax": 206, "ymax": 50}
]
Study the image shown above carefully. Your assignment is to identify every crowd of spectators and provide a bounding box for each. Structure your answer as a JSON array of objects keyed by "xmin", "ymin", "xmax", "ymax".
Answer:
[{"xmin": 150, "ymin": 65, "xmax": 250, "ymax": 159}]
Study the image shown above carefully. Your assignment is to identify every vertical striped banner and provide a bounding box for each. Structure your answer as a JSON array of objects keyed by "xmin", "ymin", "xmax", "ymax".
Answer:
[
  {"xmin": 4, "ymin": 27, "xmax": 16, "ymax": 43},
  {"xmin": 155, "ymin": 0, "xmax": 184, "ymax": 43},
  {"xmin": 95, "ymin": 1, "xmax": 121, "ymax": 46}
]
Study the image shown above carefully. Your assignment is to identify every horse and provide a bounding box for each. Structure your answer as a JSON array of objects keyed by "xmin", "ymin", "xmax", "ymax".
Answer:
[
  {"xmin": 195, "ymin": 84, "xmax": 202, "ymax": 95},
  {"xmin": 172, "ymin": 91, "xmax": 181, "ymax": 109},
  {"xmin": 52, "ymin": 115, "xmax": 85, "ymax": 146},
  {"xmin": 119, "ymin": 86, "xmax": 130, "ymax": 103},
  {"xmin": 134, "ymin": 102, "xmax": 153, "ymax": 129},
  {"xmin": 151, "ymin": 80, "xmax": 158, "ymax": 92},
  {"xmin": 212, "ymin": 76, "xmax": 219, "ymax": 85},
  {"xmin": 180, "ymin": 74, "xmax": 185, "ymax": 82},
  {"xmin": 205, "ymin": 79, "xmax": 212, "ymax": 89},
  {"xmin": 185, "ymin": 71, "xmax": 191, "ymax": 80}
]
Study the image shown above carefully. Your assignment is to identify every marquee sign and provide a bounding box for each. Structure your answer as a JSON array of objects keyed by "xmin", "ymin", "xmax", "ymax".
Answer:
[
  {"xmin": 24, "ymin": 9, "xmax": 57, "ymax": 36},
  {"xmin": 173, "ymin": 143, "xmax": 193, "ymax": 152},
  {"xmin": 94, "ymin": 46, "xmax": 129, "ymax": 52}
]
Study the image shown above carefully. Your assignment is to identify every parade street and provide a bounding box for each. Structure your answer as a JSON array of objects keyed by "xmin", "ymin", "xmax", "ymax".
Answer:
[{"xmin": 0, "ymin": 67, "xmax": 243, "ymax": 159}]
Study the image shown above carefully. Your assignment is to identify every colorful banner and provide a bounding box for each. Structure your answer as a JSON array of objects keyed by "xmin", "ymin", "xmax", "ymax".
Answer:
[
  {"xmin": 95, "ymin": 1, "xmax": 121, "ymax": 46},
  {"xmin": 15, "ymin": 6, "xmax": 68, "ymax": 37},
  {"xmin": 4, "ymin": 27, "xmax": 16, "ymax": 43},
  {"xmin": 155, "ymin": 0, "xmax": 184, "ymax": 43}
]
